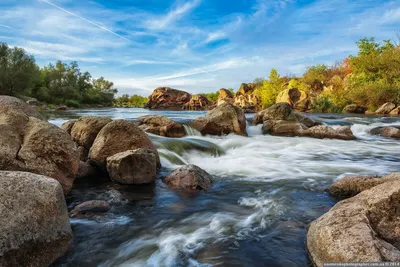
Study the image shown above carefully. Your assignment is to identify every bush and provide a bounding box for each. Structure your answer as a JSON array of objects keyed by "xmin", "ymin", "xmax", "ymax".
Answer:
[{"xmin": 65, "ymin": 99, "xmax": 81, "ymax": 108}]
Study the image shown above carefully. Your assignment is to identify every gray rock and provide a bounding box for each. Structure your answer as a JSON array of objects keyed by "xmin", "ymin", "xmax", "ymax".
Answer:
[
  {"xmin": 0, "ymin": 95, "xmax": 44, "ymax": 120},
  {"xmin": 70, "ymin": 200, "xmax": 111, "ymax": 217},
  {"xmin": 163, "ymin": 164, "xmax": 213, "ymax": 190}
]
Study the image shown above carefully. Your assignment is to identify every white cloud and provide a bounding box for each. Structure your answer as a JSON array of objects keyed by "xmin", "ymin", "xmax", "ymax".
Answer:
[{"xmin": 205, "ymin": 31, "xmax": 226, "ymax": 43}]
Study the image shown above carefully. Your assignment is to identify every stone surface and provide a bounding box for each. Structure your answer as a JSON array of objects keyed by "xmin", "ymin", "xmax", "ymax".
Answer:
[
  {"xmin": 70, "ymin": 200, "xmax": 111, "ymax": 217},
  {"xmin": 328, "ymin": 173, "xmax": 400, "ymax": 199},
  {"xmin": 217, "ymin": 88, "xmax": 234, "ymax": 106},
  {"xmin": 106, "ymin": 149, "xmax": 157, "ymax": 184},
  {"xmin": 89, "ymin": 119, "xmax": 160, "ymax": 168},
  {"xmin": 370, "ymin": 126, "xmax": 400, "ymax": 139},
  {"xmin": 144, "ymin": 87, "xmax": 192, "ymax": 110},
  {"xmin": 163, "ymin": 164, "xmax": 213, "ymax": 190},
  {"xmin": 70, "ymin": 116, "xmax": 112, "ymax": 149},
  {"xmin": 307, "ymin": 177, "xmax": 400, "ymax": 266},
  {"xmin": 276, "ymin": 88, "xmax": 311, "ymax": 111},
  {"xmin": 61, "ymin": 119, "xmax": 77, "ymax": 134},
  {"xmin": 390, "ymin": 106, "xmax": 400, "ymax": 116},
  {"xmin": 137, "ymin": 115, "xmax": 185, "ymax": 137},
  {"xmin": 57, "ymin": 105, "xmax": 68, "ymax": 111},
  {"xmin": 76, "ymin": 161, "xmax": 98, "ymax": 179},
  {"xmin": 343, "ymin": 104, "xmax": 368, "ymax": 114},
  {"xmin": 375, "ymin": 102, "xmax": 396, "ymax": 114},
  {"xmin": 234, "ymin": 83, "xmax": 261, "ymax": 112},
  {"xmin": 0, "ymin": 107, "xmax": 79, "ymax": 194},
  {"xmin": 0, "ymin": 171, "xmax": 72, "ymax": 267},
  {"xmin": 184, "ymin": 94, "xmax": 211, "ymax": 110},
  {"xmin": 301, "ymin": 125, "xmax": 356, "ymax": 140},
  {"xmin": 0, "ymin": 95, "xmax": 44, "ymax": 120},
  {"xmin": 190, "ymin": 103, "xmax": 247, "ymax": 136}
]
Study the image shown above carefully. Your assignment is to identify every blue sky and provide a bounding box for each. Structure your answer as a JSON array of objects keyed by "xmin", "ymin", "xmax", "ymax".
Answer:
[{"xmin": 1, "ymin": 0, "xmax": 400, "ymax": 96}]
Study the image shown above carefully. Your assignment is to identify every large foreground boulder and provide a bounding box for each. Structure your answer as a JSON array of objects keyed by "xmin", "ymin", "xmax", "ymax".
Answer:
[
  {"xmin": 307, "ymin": 177, "xmax": 400, "ymax": 266},
  {"xmin": 370, "ymin": 126, "xmax": 400, "ymax": 139},
  {"xmin": 144, "ymin": 87, "xmax": 192, "ymax": 110},
  {"xmin": 136, "ymin": 115, "xmax": 185, "ymax": 138},
  {"xmin": 276, "ymin": 88, "xmax": 310, "ymax": 111},
  {"xmin": 343, "ymin": 104, "xmax": 367, "ymax": 114},
  {"xmin": 190, "ymin": 103, "xmax": 247, "ymax": 136},
  {"xmin": 106, "ymin": 149, "xmax": 157, "ymax": 184},
  {"xmin": 0, "ymin": 95, "xmax": 44, "ymax": 120},
  {"xmin": 252, "ymin": 103, "xmax": 355, "ymax": 140},
  {"xmin": 0, "ymin": 171, "xmax": 72, "ymax": 266},
  {"xmin": 375, "ymin": 102, "xmax": 396, "ymax": 114},
  {"xmin": 163, "ymin": 164, "xmax": 213, "ymax": 190},
  {"xmin": 89, "ymin": 120, "xmax": 160, "ymax": 168},
  {"xmin": 0, "ymin": 106, "xmax": 79, "ymax": 194}
]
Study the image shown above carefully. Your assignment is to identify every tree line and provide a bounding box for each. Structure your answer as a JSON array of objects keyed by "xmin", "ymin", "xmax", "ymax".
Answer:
[{"xmin": 0, "ymin": 43, "xmax": 118, "ymax": 107}]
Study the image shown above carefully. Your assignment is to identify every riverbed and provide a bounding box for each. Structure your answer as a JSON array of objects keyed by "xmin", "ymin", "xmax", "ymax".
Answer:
[{"xmin": 49, "ymin": 108, "xmax": 400, "ymax": 267}]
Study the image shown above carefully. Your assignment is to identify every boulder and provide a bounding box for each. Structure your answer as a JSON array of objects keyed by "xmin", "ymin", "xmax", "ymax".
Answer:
[
  {"xmin": 252, "ymin": 103, "xmax": 355, "ymax": 140},
  {"xmin": 217, "ymin": 88, "xmax": 234, "ymax": 106},
  {"xmin": 163, "ymin": 164, "xmax": 213, "ymax": 190},
  {"xmin": 137, "ymin": 115, "xmax": 185, "ymax": 138},
  {"xmin": 375, "ymin": 102, "xmax": 396, "ymax": 114},
  {"xmin": 0, "ymin": 171, "xmax": 72, "ymax": 266},
  {"xmin": 234, "ymin": 83, "xmax": 261, "ymax": 112},
  {"xmin": 0, "ymin": 95, "xmax": 44, "ymax": 120},
  {"xmin": 343, "ymin": 104, "xmax": 367, "ymax": 114},
  {"xmin": 190, "ymin": 103, "xmax": 247, "ymax": 136},
  {"xmin": 76, "ymin": 161, "xmax": 98, "ymax": 179},
  {"xmin": 183, "ymin": 94, "xmax": 211, "ymax": 110},
  {"xmin": 307, "ymin": 177, "xmax": 400, "ymax": 266},
  {"xmin": 61, "ymin": 119, "xmax": 77, "ymax": 134},
  {"xmin": 328, "ymin": 173, "xmax": 400, "ymax": 199},
  {"xmin": 144, "ymin": 87, "xmax": 192, "ymax": 110},
  {"xmin": 56, "ymin": 105, "xmax": 68, "ymax": 111},
  {"xmin": 70, "ymin": 116, "xmax": 112, "ymax": 150},
  {"xmin": 69, "ymin": 200, "xmax": 111, "ymax": 217},
  {"xmin": 370, "ymin": 126, "xmax": 400, "ymax": 139},
  {"xmin": 0, "ymin": 106, "xmax": 79, "ymax": 194},
  {"xmin": 276, "ymin": 88, "xmax": 311, "ymax": 111},
  {"xmin": 106, "ymin": 149, "xmax": 157, "ymax": 184},
  {"xmin": 89, "ymin": 120, "xmax": 160, "ymax": 168},
  {"xmin": 390, "ymin": 106, "xmax": 400, "ymax": 116}
]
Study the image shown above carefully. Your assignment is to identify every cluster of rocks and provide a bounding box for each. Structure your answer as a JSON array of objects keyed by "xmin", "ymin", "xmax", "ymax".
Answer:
[
  {"xmin": 308, "ymin": 173, "xmax": 400, "ymax": 266},
  {"xmin": 343, "ymin": 102, "xmax": 400, "ymax": 115}
]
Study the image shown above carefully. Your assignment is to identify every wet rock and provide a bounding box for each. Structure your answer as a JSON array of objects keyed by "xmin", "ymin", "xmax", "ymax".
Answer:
[
  {"xmin": 307, "ymin": 177, "xmax": 400, "ymax": 266},
  {"xmin": 70, "ymin": 116, "xmax": 112, "ymax": 150},
  {"xmin": 0, "ymin": 95, "xmax": 44, "ymax": 120},
  {"xmin": 106, "ymin": 149, "xmax": 157, "ymax": 184},
  {"xmin": 144, "ymin": 87, "xmax": 192, "ymax": 110},
  {"xmin": 89, "ymin": 119, "xmax": 160, "ymax": 169},
  {"xmin": 370, "ymin": 126, "xmax": 400, "ymax": 139},
  {"xmin": 0, "ymin": 171, "xmax": 72, "ymax": 267},
  {"xmin": 106, "ymin": 189, "xmax": 128, "ymax": 205},
  {"xmin": 163, "ymin": 164, "xmax": 213, "ymax": 190},
  {"xmin": 190, "ymin": 103, "xmax": 247, "ymax": 136},
  {"xmin": 375, "ymin": 102, "xmax": 396, "ymax": 114},
  {"xmin": 343, "ymin": 104, "xmax": 367, "ymax": 114},
  {"xmin": 328, "ymin": 173, "xmax": 400, "ymax": 199},
  {"xmin": 137, "ymin": 115, "xmax": 185, "ymax": 137},
  {"xmin": 253, "ymin": 103, "xmax": 355, "ymax": 140},
  {"xmin": 276, "ymin": 88, "xmax": 311, "ymax": 111},
  {"xmin": 183, "ymin": 94, "xmax": 211, "ymax": 110},
  {"xmin": 0, "ymin": 106, "xmax": 79, "ymax": 194},
  {"xmin": 70, "ymin": 200, "xmax": 111, "ymax": 217}
]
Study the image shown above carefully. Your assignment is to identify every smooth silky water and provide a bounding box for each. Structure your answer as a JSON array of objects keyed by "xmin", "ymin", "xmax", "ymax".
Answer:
[{"xmin": 48, "ymin": 108, "xmax": 400, "ymax": 267}]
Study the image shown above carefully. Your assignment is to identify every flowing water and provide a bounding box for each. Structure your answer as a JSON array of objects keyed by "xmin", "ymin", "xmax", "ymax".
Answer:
[{"xmin": 49, "ymin": 108, "xmax": 400, "ymax": 267}]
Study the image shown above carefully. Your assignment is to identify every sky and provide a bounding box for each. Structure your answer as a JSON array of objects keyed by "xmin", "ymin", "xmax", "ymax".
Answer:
[{"xmin": 1, "ymin": 0, "xmax": 400, "ymax": 96}]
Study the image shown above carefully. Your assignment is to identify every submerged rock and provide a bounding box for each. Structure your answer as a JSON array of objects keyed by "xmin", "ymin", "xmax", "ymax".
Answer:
[
  {"xmin": 328, "ymin": 173, "xmax": 400, "ymax": 199},
  {"xmin": 163, "ymin": 164, "xmax": 213, "ymax": 190},
  {"xmin": 144, "ymin": 87, "xmax": 192, "ymax": 110},
  {"xmin": 137, "ymin": 115, "xmax": 185, "ymax": 137},
  {"xmin": 276, "ymin": 88, "xmax": 310, "ymax": 111},
  {"xmin": 370, "ymin": 126, "xmax": 400, "ymax": 139},
  {"xmin": 70, "ymin": 200, "xmax": 111, "ymax": 217},
  {"xmin": 343, "ymin": 104, "xmax": 367, "ymax": 114},
  {"xmin": 252, "ymin": 103, "xmax": 355, "ymax": 140},
  {"xmin": 0, "ymin": 171, "xmax": 72, "ymax": 266},
  {"xmin": 375, "ymin": 102, "xmax": 396, "ymax": 114},
  {"xmin": 0, "ymin": 95, "xmax": 44, "ymax": 120},
  {"xmin": 190, "ymin": 103, "xmax": 247, "ymax": 136},
  {"xmin": 307, "ymin": 176, "xmax": 400, "ymax": 266},
  {"xmin": 89, "ymin": 119, "xmax": 160, "ymax": 169},
  {"xmin": 0, "ymin": 106, "xmax": 79, "ymax": 194},
  {"xmin": 106, "ymin": 149, "xmax": 157, "ymax": 185}
]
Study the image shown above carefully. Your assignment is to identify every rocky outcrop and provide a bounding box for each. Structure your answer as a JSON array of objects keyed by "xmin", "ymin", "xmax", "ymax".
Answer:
[
  {"xmin": 307, "ymin": 176, "xmax": 400, "ymax": 266},
  {"xmin": 276, "ymin": 88, "xmax": 311, "ymax": 112},
  {"xmin": 106, "ymin": 149, "xmax": 157, "ymax": 184},
  {"xmin": 190, "ymin": 103, "xmax": 247, "ymax": 136},
  {"xmin": 184, "ymin": 94, "xmax": 211, "ymax": 110},
  {"xmin": 137, "ymin": 115, "xmax": 185, "ymax": 137},
  {"xmin": 370, "ymin": 126, "xmax": 400, "ymax": 139},
  {"xmin": 0, "ymin": 105, "xmax": 79, "ymax": 194},
  {"xmin": 0, "ymin": 95, "xmax": 44, "ymax": 120},
  {"xmin": 343, "ymin": 104, "xmax": 367, "ymax": 114},
  {"xmin": 234, "ymin": 83, "xmax": 261, "ymax": 112},
  {"xmin": 217, "ymin": 88, "xmax": 234, "ymax": 106},
  {"xmin": 0, "ymin": 171, "xmax": 72, "ymax": 266},
  {"xmin": 390, "ymin": 106, "xmax": 400, "ymax": 116},
  {"xmin": 375, "ymin": 102, "xmax": 396, "ymax": 114},
  {"xmin": 328, "ymin": 173, "xmax": 400, "ymax": 199},
  {"xmin": 89, "ymin": 119, "xmax": 160, "ymax": 169},
  {"xmin": 144, "ymin": 87, "xmax": 192, "ymax": 110},
  {"xmin": 163, "ymin": 164, "xmax": 213, "ymax": 190},
  {"xmin": 70, "ymin": 200, "xmax": 111, "ymax": 217},
  {"xmin": 252, "ymin": 103, "xmax": 356, "ymax": 140}
]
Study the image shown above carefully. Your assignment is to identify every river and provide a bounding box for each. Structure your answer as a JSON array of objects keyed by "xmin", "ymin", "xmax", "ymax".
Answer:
[{"xmin": 49, "ymin": 108, "xmax": 400, "ymax": 267}]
